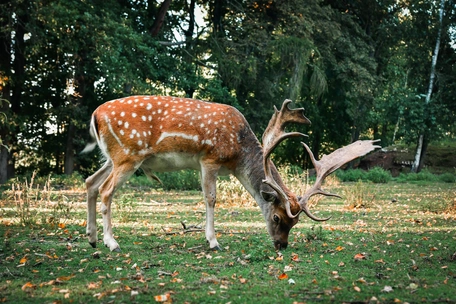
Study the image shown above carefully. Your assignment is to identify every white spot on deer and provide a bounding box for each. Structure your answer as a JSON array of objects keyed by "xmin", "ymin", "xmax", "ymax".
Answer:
[
  {"xmin": 120, "ymin": 130, "xmax": 125, "ymax": 136},
  {"xmin": 132, "ymin": 129, "xmax": 137, "ymax": 135},
  {"xmin": 138, "ymin": 140, "xmax": 143, "ymax": 146},
  {"xmin": 120, "ymin": 112, "xmax": 125, "ymax": 117},
  {"xmin": 120, "ymin": 99, "xmax": 125, "ymax": 103},
  {"xmin": 143, "ymin": 131, "xmax": 147, "ymax": 137},
  {"xmin": 177, "ymin": 111, "xmax": 182, "ymax": 115},
  {"xmin": 124, "ymin": 121, "xmax": 129, "ymax": 129},
  {"xmin": 202, "ymin": 139, "xmax": 213, "ymax": 146},
  {"xmin": 165, "ymin": 104, "xmax": 169, "ymax": 108},
  {"xmin": 200, "ymin": 123, "xmax": 205, "ymax": 128},
  {"xmin": 134, "ymin": 98, "xmax": 139, "ymax": 102},
  {"xmin": 164, "ymin": 110, "xmax": 168, "ymax": 115},
  {"xmin": 144, "ymin": 97, "xmax": 150, "ymax": 100},
  {"xmin": 157, "ymin": 109, "xmax": 162, "ymax": 114},
  {"xmin": 148, "ymin": 115, "xmax": 152, "ymax": 121},
  {"xmin": 118, "ymin": 120, "xmax": 122, "ymax": 126},
  {"xmin": 178, "ymin": 123, "xmax": 182, "ymax": 127},
  {"xmin": 132, "ymin": 113, "xmax": 137, "ymax": 118},
  {"xmin": 138, "ymin": 149, "xmax": 149, "ymax": 155},
  {"xmin": 204, "ymin": 114, "xmax": 208, "ymax": 118},
  {"xmin": 156, "ymin": 132, "xmax": 199, "ymax": 145},
  {"xmin": 127, "ymin": 100, "xmax": 133, "ymax": 104},
  {"xmin": 208, "ymin": 119, "xmax": 212, "ymax": 124},
  {"xmin": 157, "ymin": 101, "xmax": 161, "ymax": 105},
  {"xmin": 139, "ymin": 103, "xmax": 144, "ymax": 106},
  {"xmin": 146, "ymin": 103, "xmax": 152, "ymax": 110},
  {"xmin": 142, "ymin": 116, "xmax": 147, "ymax": 121},
  {"xmin": 148, "ymin": 131, "xmax": 151, "ymax": 135},
  {"xmin": 111, "ymin": 111, "xmax": 116, "ymax": 115}
]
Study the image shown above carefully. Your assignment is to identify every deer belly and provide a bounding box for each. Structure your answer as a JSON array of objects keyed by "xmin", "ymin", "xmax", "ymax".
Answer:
[{"xmin": 141, "ymin": 152, "xmax": 202, "ymax": 172}]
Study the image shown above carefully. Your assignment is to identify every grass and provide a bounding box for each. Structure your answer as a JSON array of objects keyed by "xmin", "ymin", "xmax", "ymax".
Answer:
[{"xmin": 0, "ymin": 174, "xmax": 455, "ymax": 303}]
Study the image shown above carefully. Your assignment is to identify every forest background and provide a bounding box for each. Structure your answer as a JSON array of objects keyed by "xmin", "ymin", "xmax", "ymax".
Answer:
[{"xmin": 0, "ymin": 0, "xmax": 455, "ymax": 183}]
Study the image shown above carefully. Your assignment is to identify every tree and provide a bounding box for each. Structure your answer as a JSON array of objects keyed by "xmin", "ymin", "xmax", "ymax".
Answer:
[{"xmin": 411, "ymin": 0, "xmax": 445, "ymax": 172}]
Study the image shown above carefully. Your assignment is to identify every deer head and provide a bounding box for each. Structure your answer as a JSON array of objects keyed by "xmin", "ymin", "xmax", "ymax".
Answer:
[{"xmin": 262, "ymin": 100, "xmax": 380, "ymax": 249}]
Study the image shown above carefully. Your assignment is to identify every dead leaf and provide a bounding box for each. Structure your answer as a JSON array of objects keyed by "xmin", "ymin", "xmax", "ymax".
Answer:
[
  {"xmin": 354, "ymin": 253, "xmax": 366, "ymax": 261},
  {"xmin": 58, "ymin": 223, "xmax": 66, "ymax": 229},
  {"xmin": 21, "ymin": 282, "xmax": 36, "ymax": 291},
  {"xmin": 336, "ymin": 246, "xmax": 344, "ymax": 251},
  {"xmin": 154, "ymin": 293, "xmax": 171, "ymax": 302},
  {"xmin": 354, "ymin": 286, "xmax": 361, "ymax": 292},
  {"xmin": 278, "ymin": 273, "xmax": 288, "ymax": 280}
]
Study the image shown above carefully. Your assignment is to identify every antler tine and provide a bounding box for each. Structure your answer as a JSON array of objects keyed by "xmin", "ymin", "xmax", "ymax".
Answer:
[
  {"xmin": 299, "ymin": 139, "xmax": 381, "ymax": 221},
  {"xmin": 262, "ymin": 99, "xmax": 311, "ymax": 218}
]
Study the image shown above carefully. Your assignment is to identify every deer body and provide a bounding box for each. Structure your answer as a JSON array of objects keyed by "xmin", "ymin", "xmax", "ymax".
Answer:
[
  {"xmin": 84, "ymin": 95, "xmax": 380, "ymax": 252},
  {"xmin": 84, "ymin": 96, "xmax": 298, "ymax": 251}
]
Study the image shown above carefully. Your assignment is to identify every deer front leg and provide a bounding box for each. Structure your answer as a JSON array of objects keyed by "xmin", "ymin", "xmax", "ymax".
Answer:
[
  {"xmin": 201, "ymin": 164, "xmax": 222, "ymax": 251},
  {"xmin": 85, "ymin": 161, "xmax": 112, "ymax": 248}
]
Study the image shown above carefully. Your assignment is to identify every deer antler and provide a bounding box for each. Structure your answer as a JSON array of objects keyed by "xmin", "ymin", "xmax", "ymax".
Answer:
[
  {"xmin": 298, "ymin": 139, "xmax": 381, "ymax": 220},
  {"xmin": 262, "ymin": 99, "xmax": 311, "ymax": 218}
]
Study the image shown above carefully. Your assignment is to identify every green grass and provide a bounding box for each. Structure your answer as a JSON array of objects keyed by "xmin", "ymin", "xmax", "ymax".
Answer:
[{"xmin": 1, "ymin": 176, "xmax": 455, "ymax": 303}]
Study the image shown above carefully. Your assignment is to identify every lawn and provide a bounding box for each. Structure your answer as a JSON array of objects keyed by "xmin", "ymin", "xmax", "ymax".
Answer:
[{"xmin": 0, "ymin": 174, "xmax": 455, "ymax": 303}]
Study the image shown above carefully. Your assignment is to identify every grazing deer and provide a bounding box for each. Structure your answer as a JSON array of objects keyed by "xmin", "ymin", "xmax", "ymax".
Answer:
[{"xmin": 82, "ymin": 96, "xmax": 379, "ymax": 251}]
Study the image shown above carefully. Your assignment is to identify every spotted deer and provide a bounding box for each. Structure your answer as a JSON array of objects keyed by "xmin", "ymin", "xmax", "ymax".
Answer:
[{"xmin": 82, "ymin": 96, "xmax": 379, "ymax": 251}]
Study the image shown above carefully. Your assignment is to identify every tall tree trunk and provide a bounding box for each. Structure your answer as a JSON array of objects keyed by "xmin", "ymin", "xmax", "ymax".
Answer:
[
  {"xmin": 0, "ymin": 19, "xmax": 11, "ymax": 183},
  {"xmin": 150, "ymin": 0, "xmax": 172, "ymax": 37},
  {"xmin": 411, "ymin": 0, "xmax": 444, "ymax": 173},
  {"xmin": 64, "ymin": 121, "xmax": 75, "ymax": 175}
]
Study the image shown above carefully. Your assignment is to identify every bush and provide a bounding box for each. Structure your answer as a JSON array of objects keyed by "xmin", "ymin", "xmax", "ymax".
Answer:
[
  {"xmin": 366, "ymin": 167, "xmax": 391, "ymax": 183},
  {"xmin": 406, "ymin": 169, "xmax": 438, "ymax": 182},
  {"xmin": 439, "ymin": 173, "xmax": 456, "ymax": 183},
  {"xmin": 336, "ymin": 169, "xmax": 367, "ymax": 182}
]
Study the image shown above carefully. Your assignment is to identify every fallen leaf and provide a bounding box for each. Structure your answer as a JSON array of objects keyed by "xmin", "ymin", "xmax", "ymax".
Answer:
[
  {"xmin": 21, "ymin": 282, "xmax": 36, "ymax": 291},
  {"xmin": 354, "ymin": 253, "xmax": 366, "ymax": 261},
  {"xmin": 336, "ymin": 246, "xmax": 344, "ymax": 251},
  {"xmin": 58, "ymin": 223, "xmax": 66, "ymax": 229},
  {"xmin": 19, "ymin": 257, "xmax": 27, "ymax": 264},
  {"xmin": 154, "ymin": 293, "xmax": 171, "ymax": 302},
  {"xmin": 278, "ymin": 273, "xmax": 288, "ymax": 280},
  {"xmin": 354, "ymin": 286, "xmax": 361, "ymax": 292},
  {"xmin": 288, "ymin": 278, "xmax": 296, "ymax": 285}
]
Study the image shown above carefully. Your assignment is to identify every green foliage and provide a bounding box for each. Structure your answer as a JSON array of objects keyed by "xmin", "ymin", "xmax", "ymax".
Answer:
[
  {"xmin": 155, "ymin": 170, "xmax": 201, "ymax": 191},
  {"xmin": 438, "ymin": 173, "xmax": 456, "ymax": 183},
  {"xmin": 366, "ymin": 167, "xmax": 392, "ymax": 184},
  {"xmin": 336, "ymin": 169, "xmax": 367, "ymax": 182}
]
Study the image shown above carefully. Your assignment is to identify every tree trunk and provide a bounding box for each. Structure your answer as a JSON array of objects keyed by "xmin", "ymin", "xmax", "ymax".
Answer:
[
  {"xmin": 64, "ymin": 121, "xmax": 75, "ymax": 175},
  {"xmin": 150, "ymin": 0, "xmax": 172, "ymax": 37},
  {"xmin": 411, "ymin": 0, "xmax": 444, "ymax": 173}
]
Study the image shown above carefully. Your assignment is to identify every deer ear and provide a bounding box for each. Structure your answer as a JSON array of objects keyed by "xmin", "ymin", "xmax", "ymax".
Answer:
[{"xmin": 261, "ymin": 190, "xmax": 277, "ymax": 203}]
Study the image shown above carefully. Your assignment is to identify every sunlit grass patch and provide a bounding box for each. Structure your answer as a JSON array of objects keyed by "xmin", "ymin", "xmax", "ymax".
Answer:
[{"xmin": 0, "ymin": 171, "xmax": 455, "ymax": 303}]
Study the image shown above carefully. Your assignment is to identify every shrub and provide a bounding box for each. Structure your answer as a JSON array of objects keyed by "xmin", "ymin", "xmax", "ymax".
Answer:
[
  {"xmin": 336, "ymin": 169, "xmax": 367, "ymax": 182},
  {"xmin": 406, "ymin": 169, "xmax": 438, "ymax": 182},
  {"xmin": 366, "ymin": 167, "xmax": 391, "ymax": 183},
  {"xmin": 439, "ymin": 173, "xmax": 455, "ymax": 183}
]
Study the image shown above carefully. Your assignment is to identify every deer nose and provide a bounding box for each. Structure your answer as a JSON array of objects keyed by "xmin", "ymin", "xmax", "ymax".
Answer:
[{"xmin": 274, "ymin": 240, "xmax": 288, "ymax": 250}]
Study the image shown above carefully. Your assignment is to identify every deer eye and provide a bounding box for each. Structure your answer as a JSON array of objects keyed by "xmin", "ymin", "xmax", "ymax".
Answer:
[{"xmin": 273, "ymin": 214, "xmax": 280, "ymax": 223}]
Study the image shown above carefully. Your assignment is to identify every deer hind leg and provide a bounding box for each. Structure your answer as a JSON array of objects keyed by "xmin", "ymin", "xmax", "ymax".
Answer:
[
  {"xmin": 85, "ymin": 160, "xmax": 113, "ymax": 248},
  {"xmin": 98, "ymin": 161, "xmax": 139, "ymax": 252},
  {"xmin": 200, "ymin": 163, "xmax": 222, "ymax": 250}
]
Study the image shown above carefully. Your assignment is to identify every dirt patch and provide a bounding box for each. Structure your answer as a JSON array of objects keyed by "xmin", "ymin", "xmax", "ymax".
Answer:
[{"xmin": 358, "ymin": 144, "xmax": 456, "ymax": 176}]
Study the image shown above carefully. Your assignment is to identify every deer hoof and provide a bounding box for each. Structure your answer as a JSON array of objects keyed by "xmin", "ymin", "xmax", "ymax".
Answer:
[
  {"xmin": 112, "ymin": 247, "xmax": 121, "ymax": 253},
  {"xmin": 89, "ymin": 242, "xmax": 97, "ymax": 248},
  {"xmin": 210, "ymin": 245, "xmax": 223, "ymax": 252}
]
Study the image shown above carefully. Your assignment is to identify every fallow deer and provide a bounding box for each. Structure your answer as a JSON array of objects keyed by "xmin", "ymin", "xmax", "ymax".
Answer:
[{"xmin": 82, "ymin": 96, "xmax": 379, "ymax": 251}]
